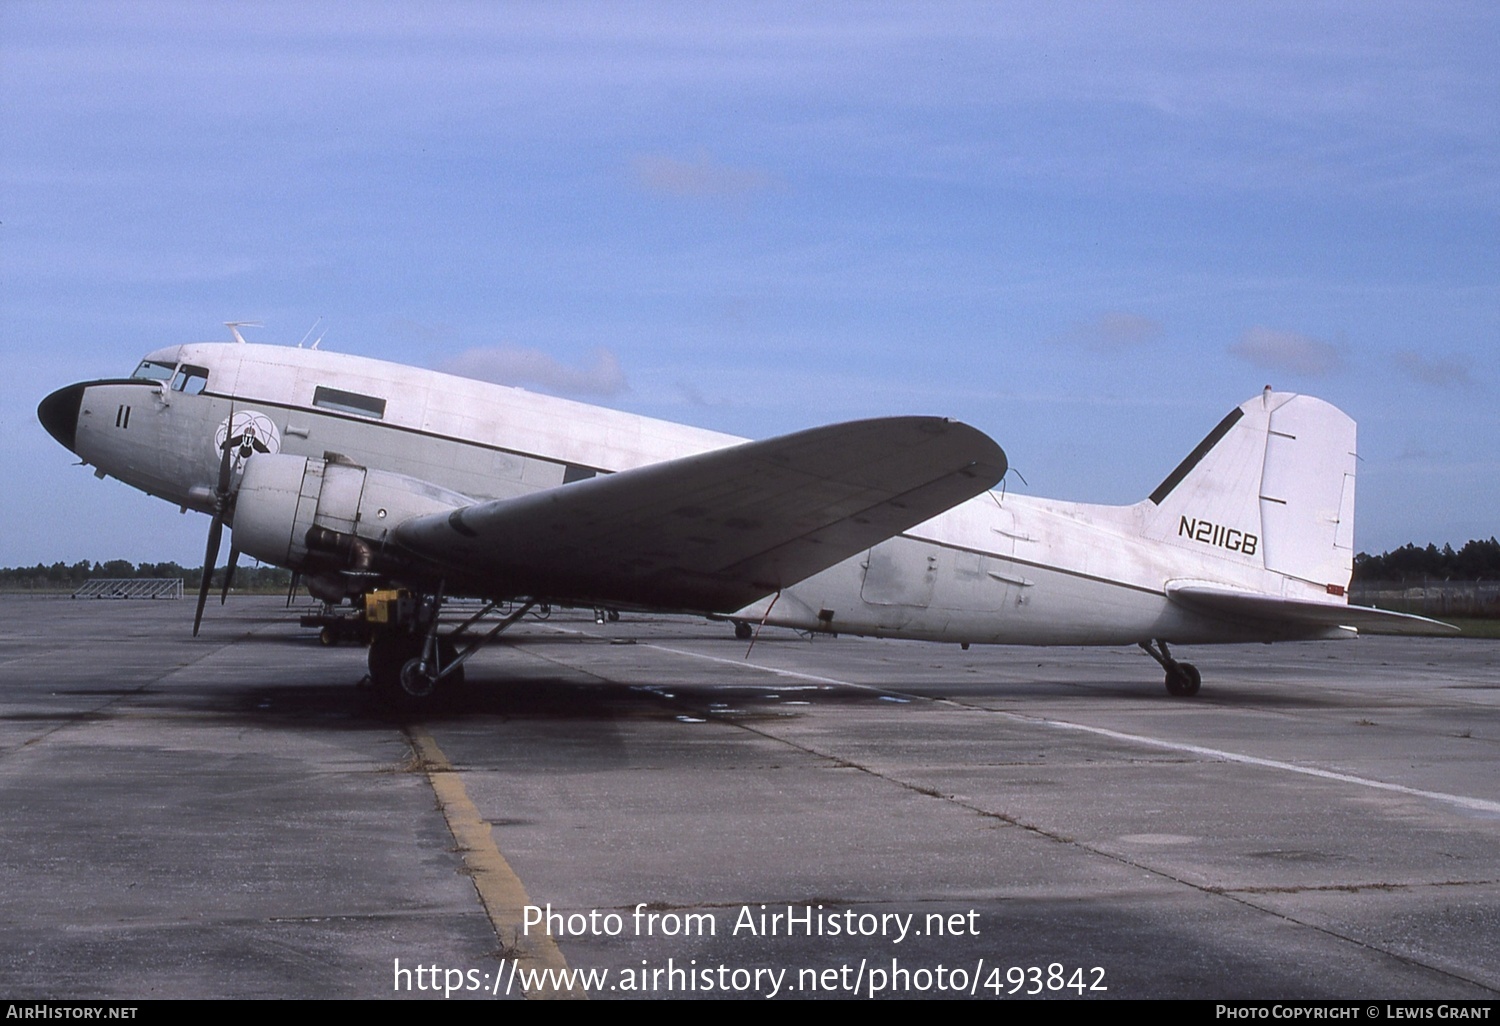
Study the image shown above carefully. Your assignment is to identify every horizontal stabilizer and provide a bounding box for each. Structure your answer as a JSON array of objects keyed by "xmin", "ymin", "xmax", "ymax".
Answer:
[
  {"xmin": 1166, "ymin": 582, "xmax": 1459, "ymax": 636},
  {"xmin": 395, "ymin": 416, "xmax": 1006, "ymax": 612}
]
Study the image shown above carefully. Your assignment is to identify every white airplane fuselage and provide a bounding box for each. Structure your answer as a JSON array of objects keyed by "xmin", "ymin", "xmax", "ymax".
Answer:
[{"xmin": 40, "ymin": 341, "xmax": 1366, "ymax": 652}]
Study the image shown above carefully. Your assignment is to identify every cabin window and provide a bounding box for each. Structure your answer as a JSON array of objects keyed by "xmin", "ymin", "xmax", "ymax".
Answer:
[
  {"xmin": 131, "ymin": 359, "xmax": 176, "ymax": 382},
  {"xmin": 313, "ymin": 385, "xmax": 386, "ymax": 420},
  {"xmin": 170, "ymin": 365, "xmax": 209, "ymax": 394}
]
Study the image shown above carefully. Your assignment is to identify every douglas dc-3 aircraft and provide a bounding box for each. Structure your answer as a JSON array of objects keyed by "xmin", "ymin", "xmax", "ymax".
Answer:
[{"xmin": 37, "ymin": 331, "xmax": 1451, "ymax": 707}]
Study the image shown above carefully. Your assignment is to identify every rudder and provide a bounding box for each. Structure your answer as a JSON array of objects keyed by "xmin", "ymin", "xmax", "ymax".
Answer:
[{"xmin": 1143, "ymin": 390, "xmax": 1356, "ymax": 592}]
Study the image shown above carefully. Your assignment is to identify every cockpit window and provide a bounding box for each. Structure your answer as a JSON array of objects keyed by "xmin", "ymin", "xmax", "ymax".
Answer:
[
  {"xmin": 131, "ymin": 359, "xmax": 176, "ymax": 382},
  {"xmin": 313, "ymin": 385, "xmax": 386, "ymax": 420},
  {"xmin": 171, "ymin": 365, "xmax": 209, "ymax": 395}
]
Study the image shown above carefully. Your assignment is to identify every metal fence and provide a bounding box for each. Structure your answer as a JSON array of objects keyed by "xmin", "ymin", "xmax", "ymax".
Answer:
[
  {"xmin": 71, "ymin": 578, "xmax": 184, "ymax": 600},
  {"xmin": 1351, "ymin": 581, "xmax": 1500, "ymax": 618}
]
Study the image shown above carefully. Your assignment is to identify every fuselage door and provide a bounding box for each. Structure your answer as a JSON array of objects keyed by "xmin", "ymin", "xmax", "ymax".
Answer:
[{"xmin": 860, "ymin": 537, "xmax": 937, "ymax": 608}]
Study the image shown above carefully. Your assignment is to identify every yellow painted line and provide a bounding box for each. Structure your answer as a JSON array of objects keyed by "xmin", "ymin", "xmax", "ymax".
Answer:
[{"xmin": 405, "ymin": 726, "xmax": 586, "ymax": 1000}]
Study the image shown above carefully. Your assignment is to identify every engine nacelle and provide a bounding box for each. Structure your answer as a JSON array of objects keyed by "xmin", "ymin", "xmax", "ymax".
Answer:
[{"xmin": 232, "ymin": 453, "xmax": 471, "ymax": 574}]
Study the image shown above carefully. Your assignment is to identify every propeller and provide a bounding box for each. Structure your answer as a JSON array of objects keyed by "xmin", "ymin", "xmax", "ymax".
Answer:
[
  {"xmin": 193, "ymin": 426, "xmax": 238, "ymax": 636},
  {"xmin": 219, "ymin": 543, "xmax": 240, "ymax": 605}
]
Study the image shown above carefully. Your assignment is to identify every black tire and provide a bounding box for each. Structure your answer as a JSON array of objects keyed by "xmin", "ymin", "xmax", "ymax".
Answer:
[
  {"xmin": 370, "ymin": 634, "xmax": 466, "ymax": 711},
  {"xmin": 369, "ymin": 633, "xmax": 423, "ymax": 696},
  {"xmin": 1164, "ymin": 662, "xmax": 1202, "ymax": 697},
  {"xmin": 733, "ymin": 620, "xmax": 753, "ymax": 641}
]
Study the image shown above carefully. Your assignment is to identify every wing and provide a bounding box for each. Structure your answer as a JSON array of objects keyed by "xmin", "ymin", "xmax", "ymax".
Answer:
[
  {"xmin": 1166, "ymin": 582, "xmax": 1459, "ymax": 636},
  {"xmin": 395, "ymin": 416, "xmax": 1006, "ymax": 612}
]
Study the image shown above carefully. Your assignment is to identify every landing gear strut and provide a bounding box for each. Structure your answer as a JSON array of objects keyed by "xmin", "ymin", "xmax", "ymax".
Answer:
[
  {"xmin": 364, "ymin": 589, "xmax": 537, "ymax": 711},
  {"xmin": 370, "ymin": 633, "xmax": 463, "ymax": 699},
  {"xmin": 1139, "ymin": 639, "xmax": 1201, "ymax": 697},
  {"xmin": 367, "ymin": 589, "xmax": 467, "ymax": 709}
]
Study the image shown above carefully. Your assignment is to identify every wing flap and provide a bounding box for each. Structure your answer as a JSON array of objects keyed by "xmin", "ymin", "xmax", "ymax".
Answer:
[
  {"xmin": 1167, "ymin": 582, "xmax": 1458, "ymax": 636},
  {"xmin": 395, "ymin": 416, "xmax": 1006, "ymax": 611}
]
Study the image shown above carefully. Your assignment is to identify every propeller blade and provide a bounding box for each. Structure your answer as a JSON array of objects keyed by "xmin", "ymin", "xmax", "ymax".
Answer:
[
  {"xmin": 194, "ymin": 512, "xmax": 224, "ymax": 636},
  {"xmin": 194, "ymin": 418, "xmax": 238, "ymax": 635},
  {"xmin": 285, "ymin": 572, "xmax": 301, "ymax": 608},
  {"xmin": 220, "ymin": 544, "xmax": 240, "ymax": 605},
  {"xmin": 216, "ymin": 426, "xmax": 235, "ymax": 493}
]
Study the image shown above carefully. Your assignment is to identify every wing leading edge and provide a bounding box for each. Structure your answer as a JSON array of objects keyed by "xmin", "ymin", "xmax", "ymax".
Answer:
[
  {"xmin": 395, "ymin": 416, "xmax": 1007, "ymax": 612},
  {"xmin": 1166, "ymin": 582, "xmax": 1459, "ymax": 636}
]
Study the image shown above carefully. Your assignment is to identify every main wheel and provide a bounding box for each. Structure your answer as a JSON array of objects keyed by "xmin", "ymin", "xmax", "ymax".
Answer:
[
  {"xmin": 371, "ymin": 635, "xmax": 466, "ymax": 711},
  {"xmin": 399, "ymin": 656, "xmax": 439, "ymax": 699},
  {"xmin": 1164, "ymin": 662, "xmax": 1202, "ymax": 697},
  {"xmin": 733, "ymin": 620, "xmax": 753, "ymax": 641},
  {"xmin": 369, "ymin": 634, "xmax": 423, "ymax": 695}
]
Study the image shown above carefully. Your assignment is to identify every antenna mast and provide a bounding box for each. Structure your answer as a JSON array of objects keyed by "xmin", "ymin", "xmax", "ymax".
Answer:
[{"xmin": 225, "ymin": 321, "xmax": 262, "ymax": 345}]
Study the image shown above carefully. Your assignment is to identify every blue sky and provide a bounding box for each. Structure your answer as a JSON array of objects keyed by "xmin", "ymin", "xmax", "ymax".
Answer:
[{"xmin": 2, "ymin": 2, "xmax": 1496, "ymax": 566}]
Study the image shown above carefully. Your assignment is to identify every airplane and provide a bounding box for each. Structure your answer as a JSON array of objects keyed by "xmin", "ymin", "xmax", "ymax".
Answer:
[{"xmin": 37, "ymin": 329, "xmax": 1453, "ymax": 708}]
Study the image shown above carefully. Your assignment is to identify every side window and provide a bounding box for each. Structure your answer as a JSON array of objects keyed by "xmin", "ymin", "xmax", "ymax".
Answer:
[
  {"xmin": 131, "ymin": 360, "xmax": 176, "ymax": 382},
  {"xmin": 171, "ymin": 365, "xmax": 209, "ymax": 394},
  {"xmin": 313, "ymin": 385, "xmax": 386, "ymax": 420}
]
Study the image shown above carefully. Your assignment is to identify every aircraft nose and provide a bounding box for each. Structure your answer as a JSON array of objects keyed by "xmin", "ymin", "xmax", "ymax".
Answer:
[{"xmin": 37, "ymin": 383, "xmax": 85, "ymax": 452}]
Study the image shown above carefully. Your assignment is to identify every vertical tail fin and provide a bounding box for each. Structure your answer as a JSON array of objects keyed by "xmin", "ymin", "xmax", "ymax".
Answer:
[{"xmin": 1142, "ymin": 390, "xmax": 1357, "ymax": 592}]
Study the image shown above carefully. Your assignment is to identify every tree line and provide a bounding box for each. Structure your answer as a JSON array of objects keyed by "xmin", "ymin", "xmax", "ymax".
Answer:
[
  {"xmin": 3, "ymin": 539, "xmax": 1498, "ymax": 591},
  {"xmin": 1353, "ymin": 538, "xmax": 1500, "ymax": 583},
  {"xmin": 0, "ymin": 560, "xmax": 293, "ymax": 592}
]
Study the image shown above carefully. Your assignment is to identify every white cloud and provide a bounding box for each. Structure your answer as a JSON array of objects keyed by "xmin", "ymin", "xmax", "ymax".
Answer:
[
  {"xmin": 1229, "ymin": 326, "xmax": 1345, "ymax": 376},
  {"xmin": 1393, "ymin": 349, "xmax": 1475, "ymax": 389},
  {"xmin": 438, "ymin": 346, "xmax": 628, "ymax": 398},
  {"xmin": 673, "ymin": 379, "xmax": 734, "ymax": 409}
]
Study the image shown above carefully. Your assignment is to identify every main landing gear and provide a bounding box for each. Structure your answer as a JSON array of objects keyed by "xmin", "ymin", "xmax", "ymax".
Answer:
[
  {"xmin": 363, "ymin": 588, "xmax": 537, "ymax": 711},
  {"xmin": 1139, "ymin": 639, "xmax": 1201, "ymax": 697}
]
